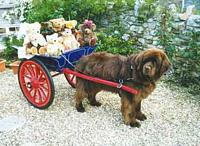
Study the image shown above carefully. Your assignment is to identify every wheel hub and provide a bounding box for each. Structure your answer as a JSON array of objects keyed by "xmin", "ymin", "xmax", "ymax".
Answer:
[{"xmin": 31, "ymin": 78, "xmax": 40, "ymax": 88}]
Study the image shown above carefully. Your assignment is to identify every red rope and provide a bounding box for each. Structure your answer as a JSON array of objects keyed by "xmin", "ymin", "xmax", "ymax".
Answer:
[{"xmin": 63, "ymin": 68, "xmax": 139, "ymax": 95}]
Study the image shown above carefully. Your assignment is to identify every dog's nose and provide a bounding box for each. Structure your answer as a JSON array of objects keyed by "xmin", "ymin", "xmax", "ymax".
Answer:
[{"xmin": 145, "ymin": 66, "xmax": 151, "ymax": 71}]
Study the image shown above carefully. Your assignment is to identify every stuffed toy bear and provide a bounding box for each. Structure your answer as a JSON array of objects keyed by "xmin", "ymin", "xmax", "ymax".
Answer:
[
  {"xmin": 49, "ymin": 18, "xmax": 65, "ymax": 32},
  {"xmin": 77, "ymin": 19, "xmax": 97, "ymax": 46},
  {"xmin": 61, "ymin": 28, "xmax": 80, "ymax": 51},
  {"xmin": 21, "ymin": 22, "xmax": 47, "ymax": 55},
  {"xmin": 40, "ymin": 21, "xmax": 55, "ymax": 37},
  {"xmin": 65, "ymin": 20, "xmax": 77, "ymax": 29},
  {"xmin": 23, "ymin": 32, "xmax": 47, "ymax": 48},
  {"xmin": 46, "ymin": 33, "xmax": 65, "ymax": 56},
  {"xmin": 17, "ymin": 22, "xmax": 41, "ymax": 39}
]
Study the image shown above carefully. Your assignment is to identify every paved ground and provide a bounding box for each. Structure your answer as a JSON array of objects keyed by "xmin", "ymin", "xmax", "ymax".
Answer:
[{"xmin": 0, "ymin": 69, "xmax": 200, "ymax": 146}]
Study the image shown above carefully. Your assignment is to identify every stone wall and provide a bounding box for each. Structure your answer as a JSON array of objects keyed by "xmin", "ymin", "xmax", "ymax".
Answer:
[{"xmin": 120, "ymin": 10, "xmax": 200, "ymax": 49}]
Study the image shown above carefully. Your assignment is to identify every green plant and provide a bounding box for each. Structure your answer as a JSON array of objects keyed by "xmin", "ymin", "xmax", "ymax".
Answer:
[
  {"xmin": 137, "ymin": 0, "xmax": 157, "ymax": 22},
  {"xmin": 96, "ymin": 24, "xmax": 138, "ymax": 56},
  {"xmin": 25, "ymin": 0, "xmax": 135, "ymax": 25},
  {"xmin": 157, "ymin": 6, "xmax": 200, "ymax": 95},
  {"xmin": 173, "ymin": 32, "xmax": 200, "ymax": 85},
  {"xmin": 0, "ymin": 36, "xmax": 23, "ymax": 62}
]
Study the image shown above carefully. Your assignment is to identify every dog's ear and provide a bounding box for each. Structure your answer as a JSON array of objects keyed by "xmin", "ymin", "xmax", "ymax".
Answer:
[
  {"xmin": 159, "ymin": 53, "xmax": 171, "ymax": 76},
  {"xmin": 129, "ymin": 52, "xmax": 145, "ymax": 71}
]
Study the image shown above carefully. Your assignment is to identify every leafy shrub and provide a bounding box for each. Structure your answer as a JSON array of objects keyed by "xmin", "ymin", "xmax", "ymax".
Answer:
[
  {"xmin": 0, "ymin": 36, "xmax": 23, "ymax": 62},
  {"xmin": 96, "ymin": 24, "xmax": 138, "ymax": 56},
  {"xmin": 173, "ymin": 32, "xmax": 200, "ymax": 84},
  {"xmin": 158, "ymin": 6, "xmax": 200, "ymax": 95},
  {"xmin": 137, "ymin": 0, "xmax": 157, "ymax": 22},
  {"xmin": 25, "ymin": 0, "xmax": 135, "ymax": 25}
]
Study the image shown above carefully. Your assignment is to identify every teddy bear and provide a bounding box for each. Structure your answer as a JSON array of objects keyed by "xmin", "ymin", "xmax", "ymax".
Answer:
[
  {"xmin": 49, "ymin": 18, "xmax": 65, "ymax": 32},
  {"xmin": 46, "ymin": 33, "xmax": 65, "ymax": 56},
  {"xmin": 61, "ymin": 28, "xmax": 80, "ymax": 51},
  {"xmin": 17, "ymin": 22, "xmax": 41, "ymax": 39},
  {"xmin": 77, "ymin": 19, "xmax": 97, "ymax": 46},
  {"xmin": 65, "ymin": 20, "xmax": 77, "ymax": 29},
  {"xmin": 40, "ymin": 21, "xmax": 55, "ymax": 37},
  {"xmin": 21, "ymin": 22, "xmax": 47, "ymax": 55},
  {"xmin": 23, "ymin": 32, "xmax": 47, "ymax": 48}
]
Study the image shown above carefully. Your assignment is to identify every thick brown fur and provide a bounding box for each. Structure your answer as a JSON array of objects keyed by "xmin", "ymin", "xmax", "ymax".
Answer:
[{"xmin": 74, "ymin": 48, "xmax": 171, "ymax": 127}]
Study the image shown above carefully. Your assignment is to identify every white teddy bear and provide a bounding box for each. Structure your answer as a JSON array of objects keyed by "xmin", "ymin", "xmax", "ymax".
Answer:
[
  {"xmin": 61, "ymin": 28, "xmax": 80, "ymax": 51},
  {"xmin": 18, "ymin": 22, "xmax": 47, "ymax": 55},
  {"xmin": 46, "ymin": 33, "xmax": 65, "ymax": 56},
  {"xmin": 20, "ymin": 23, "xmax": 46, "ymax": 46}
]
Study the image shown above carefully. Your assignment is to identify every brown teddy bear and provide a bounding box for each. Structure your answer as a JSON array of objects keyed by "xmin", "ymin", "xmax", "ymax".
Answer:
[
  {"xmin": 77, "ymin": 20, "xmax": 97, "ymax": 46},
  {"xmin": 49, "ymin": 18, "xmax": 65, "ymax": 32},
  {"xmin": 40, "ymin": 21, "xmax": 55, "ymax": 36}
]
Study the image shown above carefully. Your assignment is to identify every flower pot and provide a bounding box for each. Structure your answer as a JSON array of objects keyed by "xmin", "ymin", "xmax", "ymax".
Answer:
[
  {"xmin": 10, "ymin": 61, "xmax": 21, "ymax": 75},
  {"xmin": 0, "ymin": 59, "xmax": 6, "ymax": 72}
]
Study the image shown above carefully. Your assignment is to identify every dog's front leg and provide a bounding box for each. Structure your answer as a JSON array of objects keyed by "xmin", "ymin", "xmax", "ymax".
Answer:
[
  {"xmin": 121, "ymin": 95, "xmax": 141, "ymax": 128},
  {"xmin": 135, "ymin": 101, "xmax": 147, "ymax": 121}
]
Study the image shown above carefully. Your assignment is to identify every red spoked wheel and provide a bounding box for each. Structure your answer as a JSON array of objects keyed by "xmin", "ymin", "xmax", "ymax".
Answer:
[
  {"xmin": 64, "ymin": 73, "xmax": 76, "ymax": 88},
  {"xmin": 18, "ymin": 58, "xmax": 55, "ymax": 109}
]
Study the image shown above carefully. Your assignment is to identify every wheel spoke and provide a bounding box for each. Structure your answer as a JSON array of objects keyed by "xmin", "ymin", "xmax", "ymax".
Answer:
[
  {"xmin": 39, "ymin": 74, "xmax": 45, "ymax": 82},
  {"xmin": 28, "ymin": 87, "xmax": 34, "ymax": 94},
  {"xmin": 37, "ymin": 89, "xmax": 43, "ymax": 103},
  {"xmin": 34, "ymin": 65, "xmax": 41, "ymax": 79},
  {"xmin": 23, "ymin": 75, "xmax": 31, "ymax": 80},
  {"xmin": 25, "ymin": 65, "xmax": 34, "ymax": 77},
  {"xmin": 39, "ymin": 88, "xmax": 47, "ymax": 98},
  {"xmin": 39, "ymin": 81, "xmax": 47, "ymax": 85},
  {"xmin": 33, "ymin": 89, "xmax": 37, "ymax": 98},
  {"xmin": 24, "ymin": 66, "xmax": 32, "ymax": 76},
  {"xmin": 40, "ymin": 84, "xmax": 48, "ymax": 91},
  {"xmin": 30, "ymin": 64, "xmax": 36, "ymax": 77}
]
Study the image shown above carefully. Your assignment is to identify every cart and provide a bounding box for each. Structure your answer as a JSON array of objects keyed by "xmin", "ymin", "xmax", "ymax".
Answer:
[{"xmin": 18, "ymin": 46, "xmax": 139, "ymax": 109}]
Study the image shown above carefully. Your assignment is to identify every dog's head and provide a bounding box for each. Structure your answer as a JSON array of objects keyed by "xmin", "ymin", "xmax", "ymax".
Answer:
[{"xmin": 129, "ymin": 48, "xmax": 171, "ymax": 83}]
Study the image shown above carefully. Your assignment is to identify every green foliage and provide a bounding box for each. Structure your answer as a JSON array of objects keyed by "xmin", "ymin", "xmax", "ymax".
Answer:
[
  {"xmin": 173, "ymin": 32, "xmax": 200, "ymax": 85},
  {"xmin": 25, "ymin": 0, "xmax": 135, "ymax": 25},
  {"xmin": 137, "ymin": 0, "xmax": 157, "ymax": 22},
  {"xmin": 96, "ymin": 24, "xmax": 138, "ymax": 56},
  {"xmin": 158, "ymin": 6, "xmax": 200, "ymax": 95},
  {"xmin": 0, "ymin": 36, "xmax": 23, "ymax": 61}
]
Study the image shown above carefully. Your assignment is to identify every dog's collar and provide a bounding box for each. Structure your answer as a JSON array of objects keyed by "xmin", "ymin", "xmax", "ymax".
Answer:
[{"xmin": 130, "ymin": 64, "xmax": 134, "ymax": 70}]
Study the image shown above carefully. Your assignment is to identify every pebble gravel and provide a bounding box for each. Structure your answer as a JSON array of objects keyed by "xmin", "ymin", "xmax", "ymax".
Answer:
[{"xmin": 0, "ymin": 69, "xmax": 200, "ymax": 146}]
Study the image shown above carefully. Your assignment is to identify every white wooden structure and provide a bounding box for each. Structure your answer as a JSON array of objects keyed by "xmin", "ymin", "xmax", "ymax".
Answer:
[{"xmin": 0, "ymin": 2, "xmax": 20, "ymax": 37}]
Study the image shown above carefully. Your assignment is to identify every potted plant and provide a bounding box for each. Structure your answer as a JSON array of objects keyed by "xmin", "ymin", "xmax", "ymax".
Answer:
[
  {"xmin": 0, "ymin": 59, "xmax": 6, "ymax": 72},
  {"xmin": 10, "ymin": 60, "xmax": 20, "ymax": 74}
]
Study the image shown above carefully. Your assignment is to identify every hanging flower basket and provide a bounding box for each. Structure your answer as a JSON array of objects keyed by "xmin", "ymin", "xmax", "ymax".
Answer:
[
  {"xmin": 10, "ymin": 61, "xmax": 21, "ymax": 74},
  {"xmin": 0, "ymin": 59, "xmax": 6, "ymax": 72}
]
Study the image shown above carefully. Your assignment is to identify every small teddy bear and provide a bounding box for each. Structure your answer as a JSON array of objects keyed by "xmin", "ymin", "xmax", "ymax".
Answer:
[
  {"xmin": 59, "ymin": 20, "xmax": 80, "ymax": 51},
  {"xmin": 61, "ymin": 28, "xmax": 80, "ymax": 51},
  {"xmin": 65, "ymin": 20, "xmax": 77, "ymax": 29},
  {"xmin": 40, "ymin": 21, "xmax": 55, "ymax": 37},
  {"xmin": 46, "ymin": 33, "xmax": 65, "ymax": 56},
  {"xmin": 49, "ymin": 18, "xmax": 65, "ymax": 32},
  {"xmin": 21, "ymin": 22, "xmax": 47, "ymax": 55},
  {"xmin": 77, "ymin": 19, "xmax": 97, "ymax": 46},
  {"xmin": 17, "ymin": 22, "xmax": 41, "ymax": 39}
]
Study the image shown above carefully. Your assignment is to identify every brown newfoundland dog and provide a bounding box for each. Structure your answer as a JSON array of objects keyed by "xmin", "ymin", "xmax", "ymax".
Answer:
[{"xmin": 74, "ymin": 48, "xmax": 171, "ymax": 127}]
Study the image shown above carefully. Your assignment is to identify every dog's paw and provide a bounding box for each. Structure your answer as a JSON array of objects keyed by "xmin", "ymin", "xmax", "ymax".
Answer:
[
  {"xmin": 90, "ymin": 101, "xmax": 102, "ymax": 107},
  {"xmin": 130, "ymin": 121, "xmax": 141, "ymax": 128},
  {"xmin": 136, "ymin": 112, "xmax": 147, "ymax": 121},
  {"xmin": 76, "ymin": 106, "xmax": 85, "ymax": 113}
]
